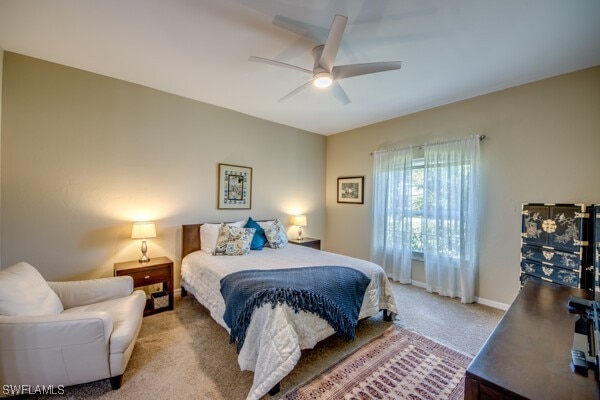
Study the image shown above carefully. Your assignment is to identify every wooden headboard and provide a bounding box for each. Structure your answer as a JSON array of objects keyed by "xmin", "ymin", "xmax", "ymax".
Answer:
[
  {"xmin": 182, "ymin": 224, "xmax": 203, "ymax": 260},
  {"xmin": 181, "ymin": 219, "xmax": 276, "ymax": 260}
]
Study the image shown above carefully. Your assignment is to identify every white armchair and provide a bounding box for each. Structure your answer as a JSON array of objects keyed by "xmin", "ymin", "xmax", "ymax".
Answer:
[{"xmin": 0, "ymin": 262, "xmax": 146, "ymax": 391}]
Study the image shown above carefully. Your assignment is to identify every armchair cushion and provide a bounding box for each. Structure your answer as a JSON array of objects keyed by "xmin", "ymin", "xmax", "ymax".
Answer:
[{"xmin": 0, "ymin": 262, "xmax": 64, "ymax": 316}]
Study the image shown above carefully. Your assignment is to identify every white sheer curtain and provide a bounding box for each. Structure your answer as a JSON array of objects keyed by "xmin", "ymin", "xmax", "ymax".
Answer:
[
  {"xmin": 370, "ymin": 147, "xmax": 413, "ymax": 283},
  {"xmin": 423, "ymin": 135, "xmax": 481, "ymax": 303}
]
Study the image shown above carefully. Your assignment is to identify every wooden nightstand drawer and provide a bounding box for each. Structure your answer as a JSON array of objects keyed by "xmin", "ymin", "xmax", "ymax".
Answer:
[{"xmin": 128, "ymin": 267, "xmax": 170, "ymax": 287}]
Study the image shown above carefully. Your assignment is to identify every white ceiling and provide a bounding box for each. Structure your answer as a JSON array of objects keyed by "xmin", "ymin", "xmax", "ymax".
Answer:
[{"xmin": 0, "ymin": 0, "xmax": 599, "ymax": 135}]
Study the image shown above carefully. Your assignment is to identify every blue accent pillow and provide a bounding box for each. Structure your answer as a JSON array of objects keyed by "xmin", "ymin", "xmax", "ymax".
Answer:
[{"xmin": 245, "ymin": 217, "xmax": 267, "ymax": 250}]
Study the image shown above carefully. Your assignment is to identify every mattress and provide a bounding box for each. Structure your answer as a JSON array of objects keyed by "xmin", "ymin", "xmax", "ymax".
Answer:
[{"xmin": 181, "ymin": 244, "xmax": 397, "ymax": 400}]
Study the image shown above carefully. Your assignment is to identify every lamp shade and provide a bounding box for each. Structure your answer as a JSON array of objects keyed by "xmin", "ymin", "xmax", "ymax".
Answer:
[
  {"xmin": 131, "ymin": 222, "xmax": 156, "ymax": 239},
  {"xmin": 293, "ymin": 215, "xmax": 307, "ymax": 227}
]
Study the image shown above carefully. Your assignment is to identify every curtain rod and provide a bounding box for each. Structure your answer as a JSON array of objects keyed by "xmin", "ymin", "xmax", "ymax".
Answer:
[{"xmin": 370, "ymin": 134, "xmax": 486, "ymax": 155}]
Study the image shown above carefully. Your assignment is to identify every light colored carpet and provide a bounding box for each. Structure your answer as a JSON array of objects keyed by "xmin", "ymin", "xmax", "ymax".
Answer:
[{"xmin": 24, "ymin": 282, "xmax": 504, "ymax": 400}]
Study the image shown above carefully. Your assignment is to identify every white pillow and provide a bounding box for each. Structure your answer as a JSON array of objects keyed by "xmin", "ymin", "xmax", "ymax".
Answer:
[
  {"xmin": 257, "ymin": 220, "xmax": 275, "ymax": 230},
  {"xmin": 0, "ymin": 262, "xmax": 64, "ymax": 316},
  {"xmin": 200, "ymin": 219, "xmax": 247, "ymax": 254}
]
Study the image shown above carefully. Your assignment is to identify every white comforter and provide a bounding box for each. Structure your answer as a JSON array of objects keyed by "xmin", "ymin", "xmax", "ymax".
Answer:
[{"xmin": 181, "ymin": 244, "xmax": 397, "ymax": 400}]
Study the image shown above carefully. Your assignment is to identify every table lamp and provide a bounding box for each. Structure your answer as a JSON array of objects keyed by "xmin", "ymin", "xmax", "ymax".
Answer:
[
  {"xmin": 293, "ymin": 215, "xmax": 307, "ymax": 241},
  {"xmin": 131, "ymin": 221, "xmax": 156, "ymax": 263}
]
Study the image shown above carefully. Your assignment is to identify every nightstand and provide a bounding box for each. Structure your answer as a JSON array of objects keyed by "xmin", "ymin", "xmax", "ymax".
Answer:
[
  {"xmin": 288, "ymin": 237, "xmax": 321, "ymax": 250},
  {"xmin": 114, "ymin": 256, "xmax": 174, "ymax": 316}
]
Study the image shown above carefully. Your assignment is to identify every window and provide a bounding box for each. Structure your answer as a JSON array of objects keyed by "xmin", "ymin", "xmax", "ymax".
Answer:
[
  {"xmin": 407, "ymin": 157, "xmax": 472, "ymax": 260},
  {"xmin": 411, "ymin": 158, "xmax": 424, "ymax": 258},
  {"xmin": 371, "ymin": 134, "xmax": 481, "ymax": 302},
  {"xmin": 380, "ymin": 157, "xmax": 424, "ymax": 259},
  {"xmin": 423, "ymin": 158, "xmax": 474, "ymax": 260},
  {"xmin": 381, "ymin": 156, "xmax": 468, "ymax": 260}
]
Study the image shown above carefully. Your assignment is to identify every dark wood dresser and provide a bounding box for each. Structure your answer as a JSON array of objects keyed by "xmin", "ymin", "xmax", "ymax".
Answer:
[{"xmin": 465, "ymin": 280, "xmax": 598, "ymax": 399}]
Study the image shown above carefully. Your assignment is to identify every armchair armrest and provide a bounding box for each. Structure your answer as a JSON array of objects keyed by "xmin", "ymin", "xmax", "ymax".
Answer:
[
  {"xmin": 0, "ymin": 312, "xmax": 113, "ymax": 349},
  {"xmin": 48, "ymin": 276, "xmax": 133, "ymax": 309},
  {"xmin": 0, "ymin": 313, "xmax": 113, "ymax": 387}
]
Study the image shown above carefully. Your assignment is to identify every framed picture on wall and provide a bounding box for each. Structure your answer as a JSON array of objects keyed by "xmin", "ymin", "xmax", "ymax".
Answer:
[
  {"xmin": 218, "ymin": 164, "xmax": 252, "ymax": 209},
  {"xmin": 337, "ymin": 176, "xmax": 364, "ymax": 204}
]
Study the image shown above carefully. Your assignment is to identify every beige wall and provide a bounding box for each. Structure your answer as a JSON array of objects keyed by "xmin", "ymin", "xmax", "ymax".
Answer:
[
  {"xmin": 0, "ymin": 47, "xmax": 3, "ymax": 265},
  {"xmin": 2, "ymin": 51, "xmax": 598, "ymax": 306},
  {"xmin": 326, "ymin": 67, "xmax": 600, "ymax": 306},
  {"xmin": 1, "ymin": 52, "xmax": 326, "ymax": 285}
]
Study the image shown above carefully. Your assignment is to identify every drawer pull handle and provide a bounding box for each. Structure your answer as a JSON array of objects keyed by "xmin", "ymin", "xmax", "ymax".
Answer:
[{"xmin": 144, "ymin": 275, "xmax": 150, "ymax": 279}]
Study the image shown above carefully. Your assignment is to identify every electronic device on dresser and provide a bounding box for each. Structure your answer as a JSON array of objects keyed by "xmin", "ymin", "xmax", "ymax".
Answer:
[
  {"xmin": 596, "ymin": 204, "xmax": 600, "ymax": 375},
  {"xmin": 567, "ymin": 204, "xmax": 600, "ymax": 380}
]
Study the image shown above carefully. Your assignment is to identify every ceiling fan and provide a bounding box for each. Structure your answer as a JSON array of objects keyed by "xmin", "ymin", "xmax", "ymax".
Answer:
[{"xmin": 249, "ymin": 14, "xmax": 402, "ymax": 104}]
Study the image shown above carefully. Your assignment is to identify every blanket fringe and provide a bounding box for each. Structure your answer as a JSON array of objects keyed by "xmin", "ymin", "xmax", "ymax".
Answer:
[{"xmin": 231, "ymin": 288, "xmax": 356, "ymax": 352}]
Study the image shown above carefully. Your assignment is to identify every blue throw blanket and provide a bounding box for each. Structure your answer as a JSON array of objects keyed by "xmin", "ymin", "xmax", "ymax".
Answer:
[{"xmin": 220, "ymin": 266, "xmax": 371, "ymax": 352}]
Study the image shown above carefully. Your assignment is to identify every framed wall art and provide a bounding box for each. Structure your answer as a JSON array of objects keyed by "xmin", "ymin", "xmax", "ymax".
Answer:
[
  {"xmin": 218, "ymin": 163, "xmax": 252, "ymax": 209},
  {"xmin": 337, "ymin": 176, "xmax": 364, "ymax": 204}
]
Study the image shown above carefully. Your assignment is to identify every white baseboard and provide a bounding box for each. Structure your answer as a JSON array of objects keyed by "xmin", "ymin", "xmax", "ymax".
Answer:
[
  {"xmin": 410, "ymin": 279, "xmax": 510, "ymax": 310},
  {"xmin": 410, "ymin": 280, "xmax": 427, "ymax": 289},
  {"xmin": 474, "ymin": 296, "xmax": 510, "ymax": 311}
]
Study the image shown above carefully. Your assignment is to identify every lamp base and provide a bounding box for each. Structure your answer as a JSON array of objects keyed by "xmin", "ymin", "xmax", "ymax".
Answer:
[
  {"xmin": 139, "ymin": 240, "xmax": 150, "ymax": 263},
  {"xmin": 297, "ymin": 226, "xmax": 303, "ymax": 241}
]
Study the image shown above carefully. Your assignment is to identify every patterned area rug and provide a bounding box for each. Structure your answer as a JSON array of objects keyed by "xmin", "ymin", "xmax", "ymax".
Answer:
[{"xmin": 284, "ymin": 325, "xmax": 472, "ymax": 400}]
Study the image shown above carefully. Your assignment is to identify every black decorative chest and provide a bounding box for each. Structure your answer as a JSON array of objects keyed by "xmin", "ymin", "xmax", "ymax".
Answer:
[{"xmin": 520, "ymin": 203, "xmax": 593, "ymax": 290}]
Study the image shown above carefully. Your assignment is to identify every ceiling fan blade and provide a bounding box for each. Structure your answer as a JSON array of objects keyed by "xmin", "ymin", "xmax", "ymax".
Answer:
[
  {"xmin": 319, "ymin": 14, "xmax": 348, "ymax": 72},
  {"xmin": 333, "ymin": 61, "xmax": 402, "ymax": 80},
  {"xmin": 331, "ymin": 81, "xmax": 351, "ymax": 104},
  {"xmin": 249, "ymin": 56, "xmax": 312, "ymax": 75},
  {"xmin": 278, "ymin": 81, "xmax": 313, "ymax": 102}
]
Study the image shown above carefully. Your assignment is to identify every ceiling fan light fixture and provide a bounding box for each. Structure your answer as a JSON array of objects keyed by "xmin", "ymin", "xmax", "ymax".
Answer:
[{"xmin": 313, "ymin": 72, "xmax": 332, "ymax": 88}]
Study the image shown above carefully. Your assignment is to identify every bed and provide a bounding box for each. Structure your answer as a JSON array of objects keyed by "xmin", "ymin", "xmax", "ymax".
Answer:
[{"xmin": 180, "ymin": 221, "xmax": 398, "ymax": 400}]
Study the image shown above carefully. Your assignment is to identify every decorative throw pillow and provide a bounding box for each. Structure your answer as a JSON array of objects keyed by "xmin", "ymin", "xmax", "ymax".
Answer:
[
  {"xmin": 214, "ymin": 224, "xmax": 256, "ymax": 256},
  {"xmin": 200, "ymin": 219, "xmax": 247, "ymax": 254},
  {"xmin": 0, "ymin": 262, "xmax": 64, "ymax": 316},
  {"xmin": 264, "ymin": 218, "xmax": 289, "ymax": 249},
  {"xmin": 244, "ymin": 217, "xmax": 267, "ymax": 250}
]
